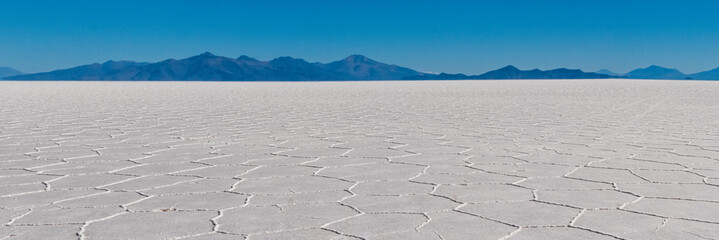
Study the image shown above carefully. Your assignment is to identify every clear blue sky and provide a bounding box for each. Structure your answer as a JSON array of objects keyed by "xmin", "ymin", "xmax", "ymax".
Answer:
[{"xmin": 2, "ymin": 0, "xmax": 718, "ymax": 74}]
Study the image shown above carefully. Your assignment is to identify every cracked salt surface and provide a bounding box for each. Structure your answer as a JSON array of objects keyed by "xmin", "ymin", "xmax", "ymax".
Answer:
[{"xmin": 1, "ymin": 80, "xmax": 718, "ymax": 239}]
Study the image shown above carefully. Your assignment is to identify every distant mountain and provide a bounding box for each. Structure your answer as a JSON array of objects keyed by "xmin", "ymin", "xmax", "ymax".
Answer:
[
  {"xmin": 128, "ymin": 52, "xmax": 274, "ymax": 81},
  {"xmin": 689, "ymin": 67, "xmax": 719, "ymax": 80},
  {"xmin": 595, "ymin": 69, "xmax": 623, "ymax": 76},
  {"xmin": 0, "ymin": 67, "xmax": 24, "ymax": 78},
  {"xmin": 6, "ymin": 61, "xmax": 149, "ymax": 81},
  {"xmin": 266, "ymin": 56, "xmax": 347, "ymax": 81},
  {"xmin": 323, "ymin": 55, "xmax": 421, "ymax": 80},
  {"xmin": 624, "ymin": 65, "xmax": 687, "ymax": 79},
  {"xmin": 403, "ymin": 65, "xmax": 611, "ymax": 80},
  {"xmin": 5, "ymin": 53, "xmax": 426, "ymax": 81}
]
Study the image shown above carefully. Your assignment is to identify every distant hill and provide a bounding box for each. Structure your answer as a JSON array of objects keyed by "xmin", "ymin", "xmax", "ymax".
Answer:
[
  {"xmin": 403, "ymin": 65, "xmax": 611, "ymax": 80},
  {"xmin": 6, "ymin": 61, "xmax": 149, "ymax": 81},
  {"xmin": 595, "ymin": 69, "xmax": 623, "ymax": 77},
  {"xmin": 323, "ymin": 55, "xmax": 421, "ymax": 80},
  {"xmin": 5, "ymin": 53, "xmax": 426, "ymax": 81},
  {"xmin": 0, "ymin": 67, "xmax": 24, "ymax": 78},
  {"xmin": 624, "ymin": 65, "xmax": 687, "ymax": 79},
  {"xmin": 689, "ymin": 67, "xmax": 719, "ymax": 80}
]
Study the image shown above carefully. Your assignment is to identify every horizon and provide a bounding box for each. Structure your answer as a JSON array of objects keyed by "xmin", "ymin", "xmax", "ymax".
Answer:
[{"xmin": 2, "ymin": 1, "xmax": 719, "ymax": 74}]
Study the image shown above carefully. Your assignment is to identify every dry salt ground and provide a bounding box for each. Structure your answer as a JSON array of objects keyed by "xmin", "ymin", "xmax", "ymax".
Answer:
[{"xmin": 0, "ymin": 80, "xmax": 718, "ymax": 239}]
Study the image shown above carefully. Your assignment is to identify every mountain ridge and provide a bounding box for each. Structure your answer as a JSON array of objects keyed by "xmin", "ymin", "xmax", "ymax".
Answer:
[
  {"xmin": 688, "ymin": 67, "xmax": 719, "ymax": 80},
  {"xmin": 624, "ymin": 65, "xmax": 687, "ymax": 80},
  {"xmin": 593, "ymin": 66, "xmax": 719, "ymax": 80},
  {"xmin": 402, "ymin": 65, "xmax": 611, "ymax": 80},
  {"xmin": 5, "ymin": 54, "xmax": 718, "ymax": 81},
  {"xmin": 5, "ymin": 53, "xmax": 428, "ymax": 81}
]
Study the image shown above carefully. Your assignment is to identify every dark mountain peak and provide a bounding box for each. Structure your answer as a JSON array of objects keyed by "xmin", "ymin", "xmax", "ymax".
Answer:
[
  {"xmin": 644, "ymin": 65, "xmax": 671, "ymax": 70},
  {"xmin": 498, "ymin": 65, "xmax": 520, "ymax": 71},
  {"xmin": 647, "ymin": 65, "xmax": 675, "ymax": 71},
  {"xmin": 529, "ymin": 68, "xmax": 543, "ymax": 73},
  {"xmin": 342, "ymin": 54, "xmax": 376, "ymax": 63},
  {"xmin": 640, "ymin": 65, "xmax": 682, "ymax": 72},
  {"xmin": 199, "ymin": 51, "xmax": 216, "ymax": 57},
  {"xmin": 180, "ymin": 52, "xmax": 237, "ymax": 67},
  {"xmin": 321, "ymin": 55, "xmax": 420, "ymax": 80},
  {"xmin": 625, "ymin": 65, "xmax": 685, "ymax": 79},
  {"xmin": 269, "ymin": 56, "xmax": 311, "ymax": 67},
  {"xmin": 237, "ymin": 55, "xmax": 258, "ymax": 62},
  {"xmin": 186, "ymin": 52, "xmax": 219, "ymax": 60}
]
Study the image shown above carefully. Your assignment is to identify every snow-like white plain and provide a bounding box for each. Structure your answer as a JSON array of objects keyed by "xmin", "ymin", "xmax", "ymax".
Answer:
[{"xmin": 0, "ymin": 80, "xmax": 718, "ymax": 239}]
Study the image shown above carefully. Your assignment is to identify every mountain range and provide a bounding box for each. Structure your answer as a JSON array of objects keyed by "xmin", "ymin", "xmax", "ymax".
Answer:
[
  {"xmin": 3, "ymin": 53, "xmax": 609, "ymax": 81},
  {"xmin": 598, "ymin": 65, "xmax": 719, "ymax": 80},
  {"xmin": 3, "ymin": 53, "xmax": 425, "ymax": 81},
  {"xmin": 402, "ymin": 65, "xmax": 611, "ymax": 80},
  {"xmin": 2, "ymin": 53, "xmax": 718, "ymax": 80},
  {"xmin": 624, "ymin": 65, "xmax": 689, "ymax": 80}
]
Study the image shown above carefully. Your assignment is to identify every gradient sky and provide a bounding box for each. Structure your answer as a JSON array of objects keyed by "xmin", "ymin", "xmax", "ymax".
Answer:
[{"xmin": 2, "ymin": 0, "xmax": 719, "ymax": 74}]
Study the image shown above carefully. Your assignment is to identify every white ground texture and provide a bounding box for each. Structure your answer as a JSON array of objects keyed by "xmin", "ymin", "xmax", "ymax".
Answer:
[{"xmin": 0, "ymin": 80, "xmax": 718, "ymax": 240}]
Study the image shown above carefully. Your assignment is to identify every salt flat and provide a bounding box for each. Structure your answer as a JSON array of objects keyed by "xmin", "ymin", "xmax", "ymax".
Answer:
[{"xmin": 0, "ymin": 80, "xmax": 718, "ymax": 239}]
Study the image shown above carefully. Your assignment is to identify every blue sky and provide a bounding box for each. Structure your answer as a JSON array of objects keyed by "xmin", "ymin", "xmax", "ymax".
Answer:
[{"xmin": 2, "ymin": 0, "xmax": 718, "ymax": 74}]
